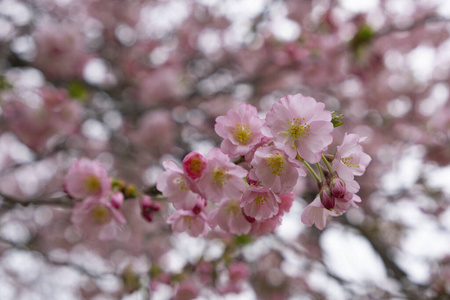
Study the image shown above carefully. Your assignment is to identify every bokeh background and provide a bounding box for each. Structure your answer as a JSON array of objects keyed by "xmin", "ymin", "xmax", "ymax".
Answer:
[{"xmin": 0, "ymin": 0, "xmax": 450, "ymax": 299}]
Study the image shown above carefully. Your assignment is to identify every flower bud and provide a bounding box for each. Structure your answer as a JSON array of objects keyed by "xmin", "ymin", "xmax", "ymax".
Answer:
[
  {"xmin": 330, "ymin": 177, "xmax": 346, "ymax": 199},
  {"xmin": 182, "ymin": 151, "xmax": 207, "ymax": 179},
  {"xmin": 246, "ymin": 169, "xmax": 258, "ymax": 186},
  {"xmin": 320, "ymin": 186, "xmax": 335, "ymax": 210},
  {"xmin": 111, "ymin": 191, "xmax": 124, "ymax": 209},
  {"xmin": 141, "ymin": 195, "xmax": 159, "ymax": 222}
]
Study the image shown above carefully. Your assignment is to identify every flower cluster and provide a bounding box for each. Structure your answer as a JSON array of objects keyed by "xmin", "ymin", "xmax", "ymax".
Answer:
[
  {"xmin": 157, "ymin": 93, "xmax": 371, "ymax": 235},
  {"xmin": 64, "ymin": 158, "xmax": 160, "ymax": 239}
]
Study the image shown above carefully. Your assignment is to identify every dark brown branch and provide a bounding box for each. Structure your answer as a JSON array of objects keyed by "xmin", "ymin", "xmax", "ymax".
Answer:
[{"xmin": 0, "ymin": 192, "xmax": 75, "ymax": 208}]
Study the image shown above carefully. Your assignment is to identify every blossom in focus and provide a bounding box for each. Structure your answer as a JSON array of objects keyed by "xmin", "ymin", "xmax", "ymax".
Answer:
[
  {"xmin": 64, "ymin": 158, "xmax": 111, "ymax": 201},
  {"xmin": 196, "ymin": 148, "xmax": 247, "ymax": 203},
  {"xmin": 182, "ymin": 151, "xmax": 207, "ymax": 180},
  {"xmin": 300, "ymin": 197, "xmax": 335, "ymax": 230},
  {"xmin": 215, "ymin": 103, "xmax": 266, "ymax": 158},
  {"xmin": 264, "ymin": 93, "xmax": 333, "ymax": 163},
  {"xmin": 156, "ymin": 160, "xmax": 198, "ymax": 210},
  {"xmin": 209, "ymin": 198, "xmax": 251, "ymax": 235},
  {"xmin": 241, "ymin": 185, "xmax": 280, "ymax": 220},
  {"xmin": 251, "ymin": 145, "xmax": 306, "ymax": 194},
  {"xmin": 333, "ymin": 133, "xmax": 371, "ymax": 187},
  {"xmin": 167, "ymin": 210, "xmax": 209, "ymax": 237}
]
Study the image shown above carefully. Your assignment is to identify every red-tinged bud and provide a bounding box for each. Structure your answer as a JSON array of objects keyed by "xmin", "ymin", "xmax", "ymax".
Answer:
[
  {"xmin": 246, "ymin": 170, "xmax": 258, "ymax": 186},
  {"xmin": 242, "ymin": 208, "xmax": 256, "ymax": 223},
  {"xmin": 320, "ymin": 186, "xmax": 335, "ymax": 210},
  {"xmin": 192, "ymin": 204, "xmax": 202, "ymax": 215},
  {"xmin": 142, "ymin": 211, "xmax": 153, "ymax": 222},
  {"xmin": 150, "ymin": 202, "xmax": 161, "ymax": 212},
  {"xmin": 331, "ymin": 177, "xmax": 346, "ymax": 199},
  {"xmin": 111, "ymin": 191, "xmax": 124, "ymax": 209},
  {"xmin": 182, "ymin": 152, "xmax": 207, "ymax": 179},
  {"xmin": 141, "ymin": 195, "xmax": 156, "ymax": 222}
]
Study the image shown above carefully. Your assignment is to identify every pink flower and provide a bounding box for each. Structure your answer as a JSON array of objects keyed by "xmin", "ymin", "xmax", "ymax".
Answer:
[
  {"xmin": 278, "ymin": 192, "xmax": 295, "ymax": 214},
  {"xmin": 167, "ymin": 210, "xmax": 209, "ymax": 237},
  {"xmin": 209, "ymin": 199, "xmax": 251, "ymax": 235},
  {"xmin": 250, "ymin": 214, "xmax": 283, "ymax": 236},
  {"xmin": 71, "ymin": 200, "xmax": 126, "ymax": 240},
  {"xmin": 64, "ymin": 158, "xmax": 111, "ymax": 201},
  {"xmin": 196, "ymin": 148, "xmax": 247, "ymax": 203},
  {"xmin": 215, "ymin": 103, "xmax": 266, "ymax": 158},
  {"xmin": 333, "ymin": 133, "xmax": 371, "ymax": 185},
  {"xmin": 182, "ymin": 152, "xmax": 207, "ymax": 180},
  {"xmin": 241, "ymin": 186, "xmax": 280, "ymax": 221},
  {"xmin": 156, "ymin": 160, "xmax": 198, "ymax": 210},
  {"xmin": 251, "ymin": 145, "xmax": 306, "ymax": 194},
  {"xmin": 301, "ymin": 197, "xmax": 336, "ymax": 230},
  {"xmin": 264, "ymin": 93, "xmax": 333, "ymax": 163}
]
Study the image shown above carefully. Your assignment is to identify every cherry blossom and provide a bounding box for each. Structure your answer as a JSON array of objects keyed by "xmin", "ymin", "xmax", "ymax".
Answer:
[{"xmin": 264, "ymin": 93, "xmax": 333, "ymax": 163}]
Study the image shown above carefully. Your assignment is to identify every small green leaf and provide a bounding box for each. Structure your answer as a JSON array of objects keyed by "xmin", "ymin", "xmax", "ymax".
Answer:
[
  {"xmin": 68, "ymin": 81, "xmax": 87, "ymax": 99},
  {"xmin": 350, "ymin": 24, "xmax": 374, "ymax": 56},
  {"xmin": 0, "ymin": 76, "xmax": 12, "ymax": 90},
  {"xmin": 234, "ymin": 234, "xmax": 252, "ymax": 246},
  {"xmin": 331, "ymin": 111, "xmax": 344, "ymax": 128}
]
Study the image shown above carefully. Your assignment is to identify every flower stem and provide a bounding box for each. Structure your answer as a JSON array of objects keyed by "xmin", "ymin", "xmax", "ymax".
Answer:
[
  {"xmin": 316, "ymin": 163, "xmax": 326, "ymax": 182},
  {"xmin": 303, "ymin": 161, "xmax": 321, "ymax": 184},
  {"xmin": 322, "ymin": 154, "xmax": 334, "ymax": 173}
]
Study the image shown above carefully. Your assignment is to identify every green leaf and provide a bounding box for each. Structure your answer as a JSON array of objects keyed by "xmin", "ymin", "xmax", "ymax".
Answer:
[
  {"xmin": 331, "ymin": 111, "xmax": 344, "ymax": 128},
  {"xmin": 68, "ymin": 81, "xmax": 87, "ymax": 99},
  {"xmin": 350, "ymin": 24, "xmax": 374, "ymax": 55},
  {"xmin": 234, "ymin": 234, "xmax": 252, "ymax": 246}
]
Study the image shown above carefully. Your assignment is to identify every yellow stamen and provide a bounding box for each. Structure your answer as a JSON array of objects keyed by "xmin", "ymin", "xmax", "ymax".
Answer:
[
  {"xmin": 84, "ymin": 175, "xmax": 101, "ymax": 193},
  {"xmin": 286, "ymin": 117, "xmax": 310, "ymax": 144},
  {"xmin": 267, "ymin": 152, "xmax": 285, "ymax": 176},
  {"xmin": 212, "ymin": 167, "xmax": 230, "ymax": 187},
  {"xmin": 91, "ymin": 204, "xmax": 111, "ymax": 224},
  {"xmin": 342, "ymin": 156, "xmax": 359, "ymax": 168},
  {"xmin": 254, "ymin": 195, "xmax": 267, "ymax": 206},
  {"xmin": 232, "ymin": 123, "xmax": 253, "ymax": 145}
]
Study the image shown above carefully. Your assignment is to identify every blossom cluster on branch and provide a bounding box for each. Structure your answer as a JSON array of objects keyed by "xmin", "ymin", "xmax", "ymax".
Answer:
[{"xmin": 157, "ymin": 93, "xmax": 371, "ymax": 235}]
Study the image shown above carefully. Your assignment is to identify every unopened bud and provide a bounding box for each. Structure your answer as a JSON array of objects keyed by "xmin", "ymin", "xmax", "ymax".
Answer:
[
  {"xmin": 111, "ymin": 191, "xmax": 124, "ymax": 209},
  {"xmin": 182, "ymin": 152, "xmax": 207, "ymax": 179},
  {"xmin": 124, "ymin": 184, "xmax": 137, "ymax": 198},
  {"xmin": 320, "ymin": 186, "xmax": 335, "ymax": 210},
  {"xmin": 141, "ymin": 195, "xmax": 159, "ymax": 222},
  {"xmin": 246, "ymin": 169, "xmax": 258, "ymax": 186},
  {"xmin": 330, "ymin": 177, "xmax": 346, "ymax": 199}
]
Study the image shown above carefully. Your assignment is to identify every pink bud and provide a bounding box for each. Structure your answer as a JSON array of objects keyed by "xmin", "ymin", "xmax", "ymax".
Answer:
[
  {"xmin": 141, "ymin": 195, "xmax": 157, "ymax": 222},
  {"xmin": 182, "ymin": 152, "xmax": 207, "ymax": 179},
  {"xmin": 246, "ymin": 169, "xmax": 258, "ymax": 185},
  {"xmin": 330, "ymin": 177, "xmax": 346, "ymax": 199},
  {"xmin": 320, "ymin": 187, "xmax": 335, "ymax": 210},
  {"xmin": 110, "ymin": 192, "xmax": 124, "ymax": 209}
]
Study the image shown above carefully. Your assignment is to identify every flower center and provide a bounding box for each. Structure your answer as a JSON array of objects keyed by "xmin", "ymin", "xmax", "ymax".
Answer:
[
  {"xmin": 175, "ymin": 177, "xmax": 189, "ymax": 191},
  {"xmin": 91, "ymin": 204, "xmax": 111, "ymax": 224},
  {"xmin": 286, "ymin": 118, "xmax": 310, "ymax": 146},
  {"xmin": 254, "ymin": 195, "xmax": 267, "ymax": 206},
  {"xmin": 83, "ymin": 175, "xmax": 101, "ymax": 194},
  {"xmin": 267, "ymin": 152, "xmax": 285, "ymax": 176},
  {"xmin": 212, "ymin": 167, "xmax": 230, "ymax": 187},
  {"xmin": 341, "ymin": 156, "xmax": 359, "ymax": 168},
  {"xmin": 232, "ymin": 123, "xmax": 253, "ymax": 145},
  {"xmin": 226, "ymin": 200, "xmax": 240, "ymax": 219},
  {"xmin": 189, "ymin": 157, "xmax": 203, "ymax": 174}
]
